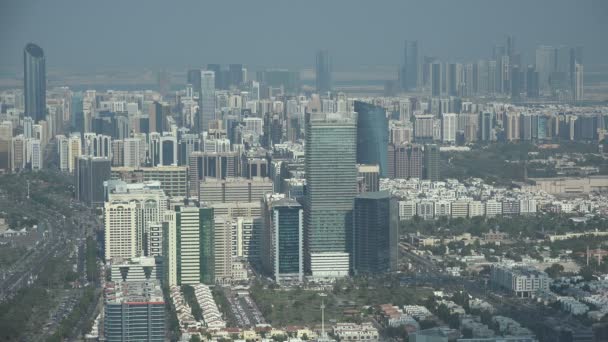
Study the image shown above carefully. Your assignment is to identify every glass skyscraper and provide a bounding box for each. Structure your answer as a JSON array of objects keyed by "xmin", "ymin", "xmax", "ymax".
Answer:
[
  {"xmin": 354, "ymin": 101, "xmax": 388, "ymax": 177},
  {"xmin": 315, "ymin": 49, "xmax": 332, "ymax": 93},
  {"xmin": 352, "ymin": 191, "xmax": 398, "ymax": 275},
  {"xmin": 304, "ymin": 112, "xmax": 357, "ymax": 278},
  {"xmin": 23, "ymin": 43, "xmax": 46, "ymax": 123},
  {"xmin": 400, "ymin": 40, "xmax": 419, "ymax": 91},
  {"xmin": 199, "ymin": 70, "xmax": 216, "ymax": 132}
]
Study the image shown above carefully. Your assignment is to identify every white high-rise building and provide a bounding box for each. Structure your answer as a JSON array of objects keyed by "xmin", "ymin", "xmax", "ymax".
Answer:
[
  {"xmin": 106, "ymin": 181, "xmax": 168, "ymax": 258},
  {"xmin": 57, "ymin": 135, "xmax": 69, "ymax": 172},
  {"xmin": 104, "ymin": 200, "xmax": 138, "ymax": 261},
  {"xmin": 68, "ymin": 134, "xmax": 82, "ymax": 173},
  {"xmin": 441, "ymin": 112, "xmax": 457, "ymax": 144},
  {"xmin": 27, "ymin": 138, "xmax": 42, "ymax": 170},
  {"xmin": 123, "ymin": 138, "xmax": 141, "ymax": 167},
  {"xmin": 199, "ymin": 70, "xmax": 216, "ymax": 132}
]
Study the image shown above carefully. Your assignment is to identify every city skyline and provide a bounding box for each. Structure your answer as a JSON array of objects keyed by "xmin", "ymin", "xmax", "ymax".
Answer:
[{"xmin": 0, "ymin": 0, "xmax": 607, "ymax": 70}]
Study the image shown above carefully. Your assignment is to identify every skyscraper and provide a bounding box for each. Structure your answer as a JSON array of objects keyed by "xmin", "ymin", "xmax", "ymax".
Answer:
[
  {"xmin": 400, "ymin": 40, "xmax": 419, "ymax": 91},
  {"xmin": 104, "ymin": 200, "xmax": 138, "ymax": 261},
  {"xmin": 315, "ymin": 49, "xmax": 332, "ymax": 94},
  {"xmin": 431, "ymin": 62, "xmax": 442, "ymax": 97},
  {"xmin": 163, "ymin": 206, "xmax": 215, "ymax": 285},
  {"xmin": 441, "ymin": 113, "xmax": 457, "ymax": 144},
  {"xmin": 23, "ymin": 43, "xmax": 46, "ymax": 123},
  {"xmin": 199, "ymin": 71, "xmax": 216, "ymax": 132},
  {"xmin": 187, "ymin": 69, "xmax": 202, "ymax": 94},
  {"xmin": 75, "ymin": 156, "xmax": 111, "ymax": 207},
  {"xmin": 352, "ymin": 191, "xmax": 398, "ymax": 275},
  {"xmin": 574, "ymin": 63, "xmax": 584, "ymax": 102},
  {"xmin": 354, "ymin": 101, "xmax": 388, "ymax": 177},
  {"xmin": 424, "ymin": 144, "xmax": 440, "ymax": 181},
  {"xmin": 103, "ymin": 281, "xmax": 165, "ymax": 342},
  {"xmin": 262, "ymin": 194, "xmax": 304, "ymax": 283},
  {"xmin": 305, "ymin": 112, "xmax": 357, "ymax": 278}
]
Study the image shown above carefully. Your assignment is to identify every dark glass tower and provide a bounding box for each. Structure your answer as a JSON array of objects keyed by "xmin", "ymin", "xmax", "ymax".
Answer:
[
  {"xmin": 423, "ymin": 144, "xmax": 440, "ymax": 181},
  {"xmin": 23, "ymin": 43, "xmax": 46, "ymax": 123},
  {"xmin": 431, "ymin": 62, "xmax": 442, "ymax": 97},
  {"xmin": 354, "ymin": 101, "xmax": 388, "ymax": 177},
  {"xmin": 400, "ymin": 40, "xmax": 419, "ymax": 91},
  {"xmin": 315, "ymin": 49, "xmax": 332, "ymax": 93},
  {"xmin": 352, "ymin": 191, "xmax": 398, "ymax": 274}
]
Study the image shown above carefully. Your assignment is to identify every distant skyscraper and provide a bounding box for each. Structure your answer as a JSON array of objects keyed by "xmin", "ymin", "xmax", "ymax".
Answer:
[
  {"xmin": 574, "ymin": 63, "xmax": 584, "ymax": 102},
  {"xmin": 23, "ymin": 43, "xmax": 46, "ymax": 123},
  {"xmin": 354, "ymin": 101, "xmax": 388, "ymax": 177},
  {"xmin": 187, "ymin": 69, "xmax": 202, "ymax": 94},
  {"xmin": 441, "ymin": 113, "xmax": 457, "ymax": 144},
  {"xmin": 315, "ymin": 49, "xmax": 332, "ymax": 94},
  {"xmin": 431, "ymin": 62, "xmax": 442, "ymax": 97},
  {"xmin": 228, "ymin": 64, "xmax": 244, "ymax": 88},
  {"xmin": 305, "ymin": 112, "xmax": 357, "ymax": 278},
  {"xmin": 400, "ymin": 40, "xmax": 419, "ymax": 91},
  {"xmin": 526, "ymin": 65, "xmax": 540, "ymax": 98},
  {"xmin": 424, "ymin": 144, "xmax": 440, "ymax": 181},
  {"xmin": 199, "ymin": 71, "xmax": 216, "ymax": 132},
  {"xmin": 535, "ymin": 45, "xmax": 557, "ymax": 91},
  {"xmin": 479, "ymin": 112, "xmax": 494, "ymax": 141},
  {"xmin": 352, "ymin": 191, "xmax": 398, "ymax": 275}
]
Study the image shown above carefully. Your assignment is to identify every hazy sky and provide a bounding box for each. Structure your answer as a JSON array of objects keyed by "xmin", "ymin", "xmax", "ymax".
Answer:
[{"xmin": 0, "ymin": 0, "xmax": 607, "ymax": 70}]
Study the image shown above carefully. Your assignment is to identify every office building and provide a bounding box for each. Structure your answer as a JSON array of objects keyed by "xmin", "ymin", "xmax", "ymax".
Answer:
[
  {"xmin": 212, "ymin": 215, "xmax": 234, "ymax": 284},
  {"xmin": 441, "ymin": 113, "xmax": 457, "ymax": 144},
  {"xmin": 305, "ymin": 112, "xmax": 357, "ymax": 278},
  {"xmin": 315, "ymin": 49, "xmax": 332, "ymax": 93},
  {"xmin": 103, "ymin": 281, "xmax": 165, "ymax": 342},
  {"xmin": 188, "ymin": 151, "xmax": 241, "ymax": 195},
  {"xmin": 574, "ymin": 63, "xmax": 584, "ymax": 102},
  {"xmin": 352, "ymin": 191, "xmax": 398, "ymax": 275},
  {"xmin": 199, "ymin": 71, "xmax": 216, "ymax": 132},
  {"xmin": 123, "ymin": 138, "xmax": 142, "ymax": 167},
  {"xmin": 76, "ymin": 156, "xmax": 111, "ymax": 207},
  {"xmin": 23, "ymin": 43, "xmax": 46, "ymax": 123},
  {"xmin": 26, "ymin": 138, "xmax": 42, "ymax": 171},
  {"xmin": 199, "ymin": 177, "xmax": 273, "ymax": 204},
  {"xmin": 163, "ymin": 206, "xmax": 215, "ymax": 285},
  {"xmin": 11, "ymin": 135, "xmax": 26, "ymax": 172},
  {"xmin": 354, "ymin": 101, "xmax": 388, "ymax": 177},
  {"xmin": 262, "ymin": 194, "xmax": 304, "ymax": 283},
  {"xmin": 149, "ymin": 101, "xmax": 169, "ymax": 134},
  {"xmin": 111, "ymin": 166, "xmax": 188, "ymax": 198},
  {"xmin": 400, "ymin": 40, "xmax": 419, "ymax": 91},
  {"xmin": 357, "ymin": 164, "xmax": 380, "ymax": 193},
  {"xmin": 68, "ymin": 134, "xmax": 82, "ymax": 173},
  {"xmin": 431, "ymin": 62, "xmax": 442, "ymax": 97},
  {"xmin": 187, "ymin": 69, "xmax": 202, "ymax": 93},
  {"xmin": 389, "ymin": 143, "xmax": 423, "ymax": 179},
  {"xmin": 424, "ymin": 144, "xmax": 440, "ymax": 181}
]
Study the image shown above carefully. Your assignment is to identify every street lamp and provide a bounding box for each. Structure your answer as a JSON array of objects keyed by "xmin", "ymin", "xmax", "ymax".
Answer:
[{"xmin": 319, "ymin": 293, "xmax": 327, "ymax": 340}]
